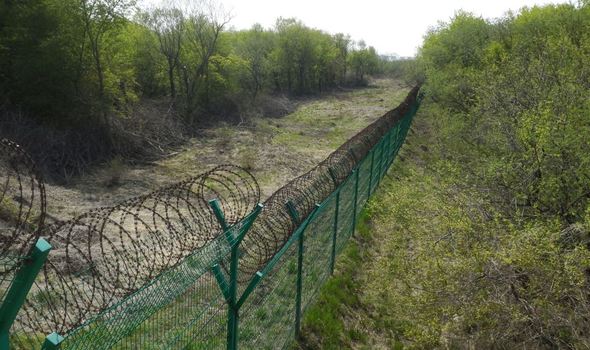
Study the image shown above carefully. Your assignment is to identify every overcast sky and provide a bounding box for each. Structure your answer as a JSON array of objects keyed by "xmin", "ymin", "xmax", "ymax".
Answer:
[{"xmin": 142, "ymin": 0, "xmax": 572, "ymax": 57}]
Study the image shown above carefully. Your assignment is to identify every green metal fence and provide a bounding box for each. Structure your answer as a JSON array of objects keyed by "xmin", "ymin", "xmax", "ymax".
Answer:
[{"xmin": 1, "ymin": 89, "xmax": 420, "ymax": 350}]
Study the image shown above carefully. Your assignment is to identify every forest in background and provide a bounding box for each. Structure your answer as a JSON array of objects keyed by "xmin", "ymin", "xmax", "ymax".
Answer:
[{"xmin": 0, "ymin": 0, "xmax": 413, "ymax": 179}]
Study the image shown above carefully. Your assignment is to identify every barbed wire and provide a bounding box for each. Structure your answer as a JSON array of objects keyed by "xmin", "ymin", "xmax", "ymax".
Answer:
[
  {"xmin": 239, "ymin": 85, "xmax": 421, "ymax": 279},
  {"xmin": 2, "ymin": 85, "xmax": 420, "ymax": 346},
  {"xmin": 0, "ymin": 138, "xmax": 46, "ymax": 258},
  {"xmin": 11, "ymin": 164, "xmax": 259, "ymax": 340}
]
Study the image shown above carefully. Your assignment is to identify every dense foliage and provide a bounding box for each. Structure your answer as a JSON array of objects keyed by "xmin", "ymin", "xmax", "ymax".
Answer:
[
  {"xmin": 358, "ymin": 3, "xmax": 590, "ymax": 348},
  {"xmin": 300, "ymin": 3, "xmax": 590, "ymax": 349},
  {"xmin": 420, "ymin": 5, "xmax": 590, "ymax": 221},
  {"xmin": 0, "ymin": 0, "xmax": 388, "ymax": 176}
]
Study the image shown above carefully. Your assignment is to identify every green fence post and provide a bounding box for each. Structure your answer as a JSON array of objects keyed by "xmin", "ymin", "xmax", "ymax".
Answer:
[
  {"xmin": 228, "ymin": 244, "xmax": 239, "ymax": 350},
  {"xmin": 389, "ymin": 125, "xmax": 402, "ymax": 167},
  {"xmin": 388, "ymin": 127, "xmax": 394, "ymax": 165},
  {"xmin": 326, "ymin": 167, "xmax": 340, "ymax": 274},
  {"xmin": 0, "ymin": 238, "xmax": 52, "ymax": 350},
  {"xmin": 209, "ymin": 200, "xmax": 265, "ymax": 350},
  {"xmin": 209, "ymin": 199, "xmax": 238, "ymax": 350},
  {"xmin": 41, "ymin": 332, "xmax": 64, "ymax": 350},
  {"xmin": 285, "ymin": 201, "xmax": 304, "ymax": 338},
  {"xmin": 377, "ymin": 136, "xmax": 386, "ymax": 186},
  {"xmin": 383, "ymin": 129, "xmax": 392, "ymax": 174},
  {"xmin": 330, "ymin": 189, "xmax": 340, "ymax": 274},
  {"xmin": 351, "ymin": 168, "xmax": 360, "ymax": 237},
  {"xmin": 368, "ymin": 148, "xmax": 375, "ymax": 198},
  {"xmin": 295, "ymin": 223, "xmax": 304, "ymax": 338},
  {"xmin": 376, "ymin": 139, "xmax": 383, "ymax": 184},
  {"xmin": 209, "ymin": 199, "xmax": 231, "ymax": 241}
]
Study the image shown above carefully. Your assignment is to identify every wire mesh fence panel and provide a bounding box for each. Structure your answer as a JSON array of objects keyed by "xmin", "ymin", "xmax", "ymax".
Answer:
[
  {"xmin": 335, "ymin": 176, "xmax": 356, "ymax": 254},
  {"xmin": 1, "ymin": 255, "xmax": 20, "ymax": 312},
  {"xmin": 29, "ymin": 233, "xmax": 233, "ymax": 350},
  {"xmin": 356, "ymin": 154, "xmax": 373, "ymax": 211},
  {"xmin": 1, "ymin": 86, "xmax": 421, "ymax": 350},
  {"xmin": 300, "ymin": 198, "xmax": 336, "ymax": 315},
  {"xmin": 239, "ymin": 240, "xmax": 299, "ymax": 350}
]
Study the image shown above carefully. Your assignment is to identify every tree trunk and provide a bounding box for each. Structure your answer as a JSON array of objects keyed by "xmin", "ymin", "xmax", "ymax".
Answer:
[{"xmin": 168, "ymin": 60, "xmax": 176, "ymax": 98}]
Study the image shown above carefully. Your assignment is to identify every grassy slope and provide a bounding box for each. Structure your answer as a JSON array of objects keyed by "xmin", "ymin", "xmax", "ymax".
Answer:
[
  {"xmin": 298, "ymin": 98, "xmax": 590, "ymax": 349},
  {"xmin": 42, "ymin": 79, "xmax": 409, "ymax": 221},
  {"xmin": 297, "ymin": 101, "xmax": 478, "ymax": 349}
]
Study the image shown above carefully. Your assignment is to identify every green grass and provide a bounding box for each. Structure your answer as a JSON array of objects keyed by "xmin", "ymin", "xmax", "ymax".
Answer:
[
  {"xmin": 295, "ymin": 209, "xmax": 371, "ymax": 350},
  {"xmin": 297, "ymin": 99, "xmax": 590, "ymax": 349},
  {"xmin": 295, "ymin": 108, "xmax": 430, "ymax": 350}
]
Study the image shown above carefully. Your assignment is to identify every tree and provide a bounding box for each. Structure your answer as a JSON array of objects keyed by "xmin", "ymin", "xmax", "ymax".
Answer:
[
  {"xmin": 348, "ymin": 41, "xmax": 379, "ymax": 85},
  {"xmin": 140, "ymin": 6, "xmax": 184, "ymax": 99},
  {"xmin": 0, "ymin": 0, "xmax": 83, "ymax": 122},
  {"xmin": 274, "ymin": 18, "xmax": 320, "ymax": 94},
  {"xmin": 233, "ymin": 24, "xmax": 273, "ymax": 100},
  {"xmin": 181, "ymin": 0, "xmax": 231, "ymax": 118},
  {"xmin": 333, "ymin": 33, "xmax": 350, "ymax": 85},
  {"xmin": 418, "ymin": 5, "xmax": 590, "ymax": 219},
  {"xmin": 78, "ymin": 0, "xmax": 135, "ymax": 122}
]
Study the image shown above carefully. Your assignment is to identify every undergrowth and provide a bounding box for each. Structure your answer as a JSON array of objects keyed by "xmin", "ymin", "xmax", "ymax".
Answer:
[
  {"xmin": 297, "ymin": 102, "xmax": 590, "ymax": 349},
  {"xmin": 296, "ymin": 210, "xmax": 374, "ymax": 350}
]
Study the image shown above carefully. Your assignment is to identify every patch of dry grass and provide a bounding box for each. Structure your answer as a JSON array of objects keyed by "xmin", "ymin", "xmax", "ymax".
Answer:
[{"xmin": 42, "ymin": 79, "xmax": 408, "ymax": 221}]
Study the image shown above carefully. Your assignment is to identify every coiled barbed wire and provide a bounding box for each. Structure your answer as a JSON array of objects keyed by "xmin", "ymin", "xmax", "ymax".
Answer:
[
  {"xmin": 0, "ymin": 138, "xmax": 46, "ymax": 258},
  {"xmin": 4, "ymin": 86, "xmax": 419, "ymax": 346},
  {"xmin": 14, "ymin": 164, "xmax": 259, "ymax": 337},
  {"xmin": 239, "ymin": 86, "xmax": 421, "ymax": 279}
]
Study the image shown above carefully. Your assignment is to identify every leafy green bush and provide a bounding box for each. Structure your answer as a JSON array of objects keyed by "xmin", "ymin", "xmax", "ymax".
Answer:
[{"xmin": 419, "ymin": 3, "xmax": 590, "ymax": 221}]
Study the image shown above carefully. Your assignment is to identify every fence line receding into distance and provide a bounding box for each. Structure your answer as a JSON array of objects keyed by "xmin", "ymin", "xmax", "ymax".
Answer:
[{"xmin": 0, "ymin": 86, "xmax": 421, "ymax": 350}]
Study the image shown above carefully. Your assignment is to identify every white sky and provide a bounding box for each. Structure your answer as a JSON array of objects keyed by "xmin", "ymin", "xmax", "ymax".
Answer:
[{"xmin": 143, "ymin": 0, "xmax": 573, "ymax": 57}]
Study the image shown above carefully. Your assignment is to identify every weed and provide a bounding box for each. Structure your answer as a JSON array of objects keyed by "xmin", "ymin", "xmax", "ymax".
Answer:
[
  {"xmin": 104, "ymin": 156, "xmax": 125, "ymax": 188},
  {"xmin": 238, "ymin": 148, "xmax": 257, "ymax": 171},
  {"xmin": 0, "ymin": 197, "xmax": 20, "ymax": 225},
  {"xmin": 215, "ymin": 124, "xmax": 233, "ymax": 150}
]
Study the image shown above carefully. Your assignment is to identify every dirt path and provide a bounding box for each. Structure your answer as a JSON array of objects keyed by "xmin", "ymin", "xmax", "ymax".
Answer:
[{"xmin": 44, "ymin": 79, "xmax": 409, "ymax": 221}]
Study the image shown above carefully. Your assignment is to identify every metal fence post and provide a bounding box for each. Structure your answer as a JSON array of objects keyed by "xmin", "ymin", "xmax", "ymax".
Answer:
[
  {"xmin": 210, "ymin": 200, "xmax": 263, "ymax": 350},
  {"xmin": 368, "ymin": 149, "xmax": 375, "ymax": 198},
  {"xmin": 0, "ymin": 238, "xmax": 52, "ymax": 350},
  {"xmin": 376, "ymin": 139, "xmax": 383, "ymax": 184},
  {"xmin": 209, "ymin": 199, "xmax": 238, "ymax": 350},
  {"xmin": 330, "ymin": 190, "xmax": 340, "ymax": 274},
  {"xmin": 228, "ymin": 244, "xmax": 239, "ymax": 350},
  {"xmin": 377, "ymin": 137, "xmax": 386, "ymax": 186},
  {"xmin": 351, "ymin": 169, "xmax": 360, "ymax": 237},
  {"xmin": 383, "ymin": 129, "xmax": 392, "ymax": 175},
  {"xmin": 390, "ymin": 125, "xmax": 402, "ymax": 167},
  {"xmin": 295, "ymin": 225, "xmax": 304, "ymax": 338},
  {"xmin": 285, "ymin": 201, "xmax": 304, "ymax": 339},
  {"xmin": 326, "ymin": 167, "xmax": 340, "ymax": 274},
  {"xmin": 41, "ymin": 332, "xmax": 64, "ymax": 350}
]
